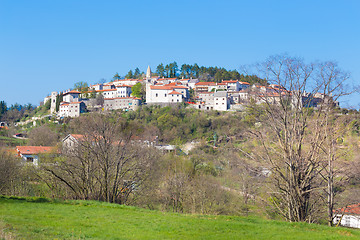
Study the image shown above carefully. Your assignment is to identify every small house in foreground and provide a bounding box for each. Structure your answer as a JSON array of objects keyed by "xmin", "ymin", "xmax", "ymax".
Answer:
[
  {"xmin": 16, "ymin": 146, "xmax": 56, "ymax": 166},
  {"xmin": 333, "ymin": 203, "xmax": 360, "ymax": 228}
]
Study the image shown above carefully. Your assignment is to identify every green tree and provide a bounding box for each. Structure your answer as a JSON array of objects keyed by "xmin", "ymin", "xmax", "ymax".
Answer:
[
  {"xmin": 125, "ymin": 70, "xmax": 134, "ymax": 79},
  {"xmin": 55, "ymin": 93, "xmax": 63, "ymax": 112},
  {"xmin": 134, "ymin": 68, "xmax": 141, "ymax": 79},
  {"xmin": 74, "ymin": 82, "xmax": 89, "ymax": 92},
  {"xmin": 113, "ymin": 72, "xmax": 121, "ymax": 80},
  {"xmin": 131, "ymin": 82, "xmax": 145, "ymax": 99},
  {"xmin": 0, "ymin": 101, "xmax": 7, "ymax": 120},
  {"xmin": 156, "ymin": 63, "xmax": 165, "ymax": 77},
  {"xmin": 165, "ymin": 64, "xmax": 170, "ymax": 78}
]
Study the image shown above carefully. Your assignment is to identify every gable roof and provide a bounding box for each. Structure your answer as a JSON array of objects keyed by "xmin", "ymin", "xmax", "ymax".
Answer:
[
  {"xmin": 222, "ymin": 80, "xmax": 238, "ymax": 83},
  {"xmin": 62, "ymin": 134, "xmax": 85, "ymax": 143},
  {"xmin": 239, "ymin": 81, "xmax": 250, "ymax": 85},
  {"xmin": 335, "ymin": 203, "xmax": 360, "ymax": 215},
  {"xmin": 195, "ymin": 82, "xmax": 216, "ymax": 86},
  {"xmin": 63, "ymin": 90, "xmax": 81, "ymax": 95},
  {"xmin": 16, "ymin": 146, "xmax": 55, "ymax": 155},
  {"xmin": 169, "ymin": 90, "xmax": 182, "ymax": 95}
]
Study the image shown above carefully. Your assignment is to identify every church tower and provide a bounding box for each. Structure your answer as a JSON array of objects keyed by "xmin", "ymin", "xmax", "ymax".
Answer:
[
  {"xmin": 50, "ymin": 91, "xmax": 58, "ymax": 114},
  {"xmin": 146, "ymin": 65, "xmax": 152, "ymax": 79}
]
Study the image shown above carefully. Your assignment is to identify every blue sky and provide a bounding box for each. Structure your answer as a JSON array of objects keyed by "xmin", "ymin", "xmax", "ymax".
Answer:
[{"xmin": 1, "ymin": 0, "xmax": 359, "ymax": 108}]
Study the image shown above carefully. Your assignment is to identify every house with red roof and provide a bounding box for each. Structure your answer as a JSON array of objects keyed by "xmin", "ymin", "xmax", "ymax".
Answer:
[
  {"xmin": 146, "ymin": 83, "xmax": 189, "ymax": 104},
  {"xmin": 58, "ymin": 101, "xmax": 87, "ymax": 118},
  {"xmin": 16, "ymin": 146, "xmax": 56, "ymax": 166},
  {"xmin": 63, "ymin": 90, "xmax": 81, "ymax": 103},
  {"xmin": 333, "ymin": 203, "xmax": 360, "ymax": 228}
]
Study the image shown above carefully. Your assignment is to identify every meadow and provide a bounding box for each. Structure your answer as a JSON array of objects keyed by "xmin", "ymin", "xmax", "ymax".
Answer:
[{"xmin": 0, "ymin": 196, "xmax": 359, "ymax": 240}]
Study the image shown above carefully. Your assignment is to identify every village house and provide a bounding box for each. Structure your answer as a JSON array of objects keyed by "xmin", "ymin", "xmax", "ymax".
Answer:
[
  {"xmin": 146, "ymin": 83, "xmax": 189, "ymax": 104},
  {"xmin": 58, "ymin": 101, "xmax": 87, "ymax": 118},
  {"xmin": 104, "ymin": 97, "xmax": 141, "ymax": 111},
  {"xmin": 62, "ymin": 134, "xmax": 84, "ymax": 152},
  {"xmin": 333, "ymin": 203, "xmax": 360, "ymax": 228},
  {"xmin": 213, "ymin": 91, "xmax": 229, "ymax": 111},
  {"xmin": 194, "ymin": 82, "xmax": 217, "ymax": 92},
  {"xmin": 16, "ymin": 146, "xmax": 56, "ymax": 166},
  {"xmin": 115, "ymin": 85, "xmax": 132, "ymax": 98},
  {"xmin": 113, "ymin": 78, "xmax": 143, "ymax": 86},
  {"xmin": 62, "ymin": 90, "xmax": 81, "ymax": 103},
  {"xmin": 222, "ymin": 80, "xmax": 241, "ymax": 91},
  {"xmin": 188, "ymin": 78, "xmax": 200, "ymax": 89},
  {"xmin": 96, "ymin": 89, "xmax": 117, "ymax": 98}
]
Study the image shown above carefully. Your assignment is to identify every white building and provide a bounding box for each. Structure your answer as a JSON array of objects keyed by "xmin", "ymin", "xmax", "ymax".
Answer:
[
  {"xmin": 104, "ymin": 97, "xmax": 141, "ymax": 111},
  {"xmin": 188, "ymin": 79, "xmax": 200, "ymax": 89},
  {"xmin": 58, "ymin": 101, "xmax": 87, "ymax": 118},
  {"xmin": 62, "ymin": 90, "xmax": 81, "ymax": 103},
  {"xmin": 16, "ymin": 146, "xmax": 55, "ymax": 166},
  {"xmin": 333, "ymin": 203, "xmax": 360, "ymax": 228},
  {"xmin": 89, "ymin": 84, "xmax": 103, "ymax": 91},
  {"xmin": 213, "ymin": 91, "xmax": 229, "ymax": 111},
  {"xmin": 96, "ymin": 89, "xmax": 117, "ymax": 99},
  {"xmin": 223, "ymin": 80, "xmax": 241, "ymax": 92},
  {"xmin": 113, "ymin": 79, "xmax": 143, "ymax": 86},
  {"xmin": 115, "ymin": 85, "xmax": 132, "ymax": 98},
  {"xmin": 146, "ymin": 84, "xmax": 189, "ymax": 104}
]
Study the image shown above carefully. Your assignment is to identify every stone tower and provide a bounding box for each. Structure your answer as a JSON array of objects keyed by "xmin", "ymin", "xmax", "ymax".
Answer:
[
  {"xmin": 50, "ymin": 91, "xmax": 58, "ymax": 114},
  {"xmin": 146, "ymin": 65, "xmax": 151, "ymax": 79}
]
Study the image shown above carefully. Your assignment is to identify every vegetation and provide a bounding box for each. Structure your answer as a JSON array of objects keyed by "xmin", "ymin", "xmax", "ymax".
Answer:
[
  {"xmin": 0, "ymin": 56, "xmax": 359, "ymax": 234},
  {"xmin": 1, "ymin": 196, "xmax": 359, "ymax": 240}
]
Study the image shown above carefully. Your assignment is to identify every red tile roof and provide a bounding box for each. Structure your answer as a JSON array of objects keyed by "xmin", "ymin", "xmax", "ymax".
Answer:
[
  {"xmin": 157, "ymin": 78, "xmax": 177, "ymax": 81},
  {"xmin": 335, "ymin": 203, "xmax": 360, "ymax": 215},
  {"xmin": 169, "ymin": 90, "xmax": 182, "ymax": 95},
  {"xmin": 195, "ymin": 82, "xmax": 216, "ymax": 86},
  {"xmin": 70, "ymin": 134, "xmax": 85, "ymax": 141},
  {"xmin": 96, "ymin": 89, "xmax": 117, "ymax": 92},
  {"xmin": 222, "ymin": 80, "xmax": 238, "ymax": 83},
  {"xmin": 16, "ymin": 146, "xmax": 55, "ymax": 155},
  {"xmin": 239, "ymin": 81, "xmax": 250, "ymax": 85},
  {"xmin": 63, "ymin": 90, "xmax": 81, "ymax": 95}
]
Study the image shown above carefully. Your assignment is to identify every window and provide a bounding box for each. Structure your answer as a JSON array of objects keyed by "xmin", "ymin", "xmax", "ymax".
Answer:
[
  {"xmin": 165, "ymin": 94, "xmax": 167, "ymax": 97},
  {"xmin": 26, "ymin": 157, "xmax": 34, "ymax": 163},
  {"xmin": 156, "ymin": 93, "xmax": 158, "ymax": 97}
]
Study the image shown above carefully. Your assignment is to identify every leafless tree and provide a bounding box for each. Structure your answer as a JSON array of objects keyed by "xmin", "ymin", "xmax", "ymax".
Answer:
[
  {"xmin": 28, "ymin": 125, "xmax": 59, "ymax": 146},
  {"xmin": 0, "ymin": 149, "xmax": 21, "ymax": 195},
  {"xmin": 243, "ymin": 55, "xmax": 353, "ymax": 222},
  {"xmin": 42, "ymin": 113, "xmax": 158, "ymax": 204}
]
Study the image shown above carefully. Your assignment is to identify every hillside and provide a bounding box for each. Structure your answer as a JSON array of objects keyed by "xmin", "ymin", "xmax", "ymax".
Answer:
[{"xmin": 0, "ymin": 196, "xmax": 359, "ymax": 240}]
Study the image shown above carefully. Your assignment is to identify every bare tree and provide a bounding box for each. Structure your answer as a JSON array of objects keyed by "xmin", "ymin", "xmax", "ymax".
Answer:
[
  {"xmin": 28, "ymin": 125, "xmax": 59, "ymax": 146},
  {"xmin": 0, "ymin": 149, "xmax": 21, "ymax": 195},
  {"xmin": 243, "ymin": 55, "xmax": 353, "ymax": 222},
  {"xmin": 42, "ymin": 113, "xmax": 158, "ymax": 204}
]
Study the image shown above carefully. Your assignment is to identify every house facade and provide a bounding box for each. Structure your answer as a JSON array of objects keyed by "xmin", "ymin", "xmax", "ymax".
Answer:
[
  {"xmin": 58, "ymin": 101, "xmax": 87, "ymax": 118},
  {"xmin": 333, "ymin": 203, "xmax": 360, "ymax": 228},
  {"xmin": 104, "ymin": 97, "xmax": 141, "ymax": 111},
  {"xmin": 16, "ymin": 146, "xmax": 55, "ymax": 166}
]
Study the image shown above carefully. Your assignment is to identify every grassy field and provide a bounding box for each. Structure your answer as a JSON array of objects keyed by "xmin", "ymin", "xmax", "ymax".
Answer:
[{"xmin": 0, "ymin": 196, "xmax": 359, "ymax": 240}]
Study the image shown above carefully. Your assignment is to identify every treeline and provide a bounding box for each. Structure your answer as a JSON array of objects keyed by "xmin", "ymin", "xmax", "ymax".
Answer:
[
  {"xmin": 0, "ymin": 101, "xmax": 37, "ymax": 123},
  {"xmin": 114, "ymin": 62, "xmax": 267, "ymax": 85}
]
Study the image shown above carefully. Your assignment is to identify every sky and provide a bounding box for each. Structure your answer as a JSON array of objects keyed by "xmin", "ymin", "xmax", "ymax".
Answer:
[{"xmin": 1, "ymin": 0, "xmax": 359, "ymax": 108}]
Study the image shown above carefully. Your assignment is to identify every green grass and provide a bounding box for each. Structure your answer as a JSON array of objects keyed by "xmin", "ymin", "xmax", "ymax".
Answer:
[
  {"xmin": 0, "ymin": 196, "xmax": 359, "ymax": 240},
  {"xmin": 0, "ymin": 136, "xmax": 27, "ymax": 147}
]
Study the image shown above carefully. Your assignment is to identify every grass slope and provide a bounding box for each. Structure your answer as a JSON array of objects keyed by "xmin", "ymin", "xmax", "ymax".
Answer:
[{"xmin": 0, "ymin": 196, "xmax": 359, "ymax": 240}]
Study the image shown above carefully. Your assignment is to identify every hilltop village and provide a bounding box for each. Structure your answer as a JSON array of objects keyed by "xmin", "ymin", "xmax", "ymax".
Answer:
[{"xmin": 44, "ymin": 66, "xmax": 336, "ymax": 118}]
